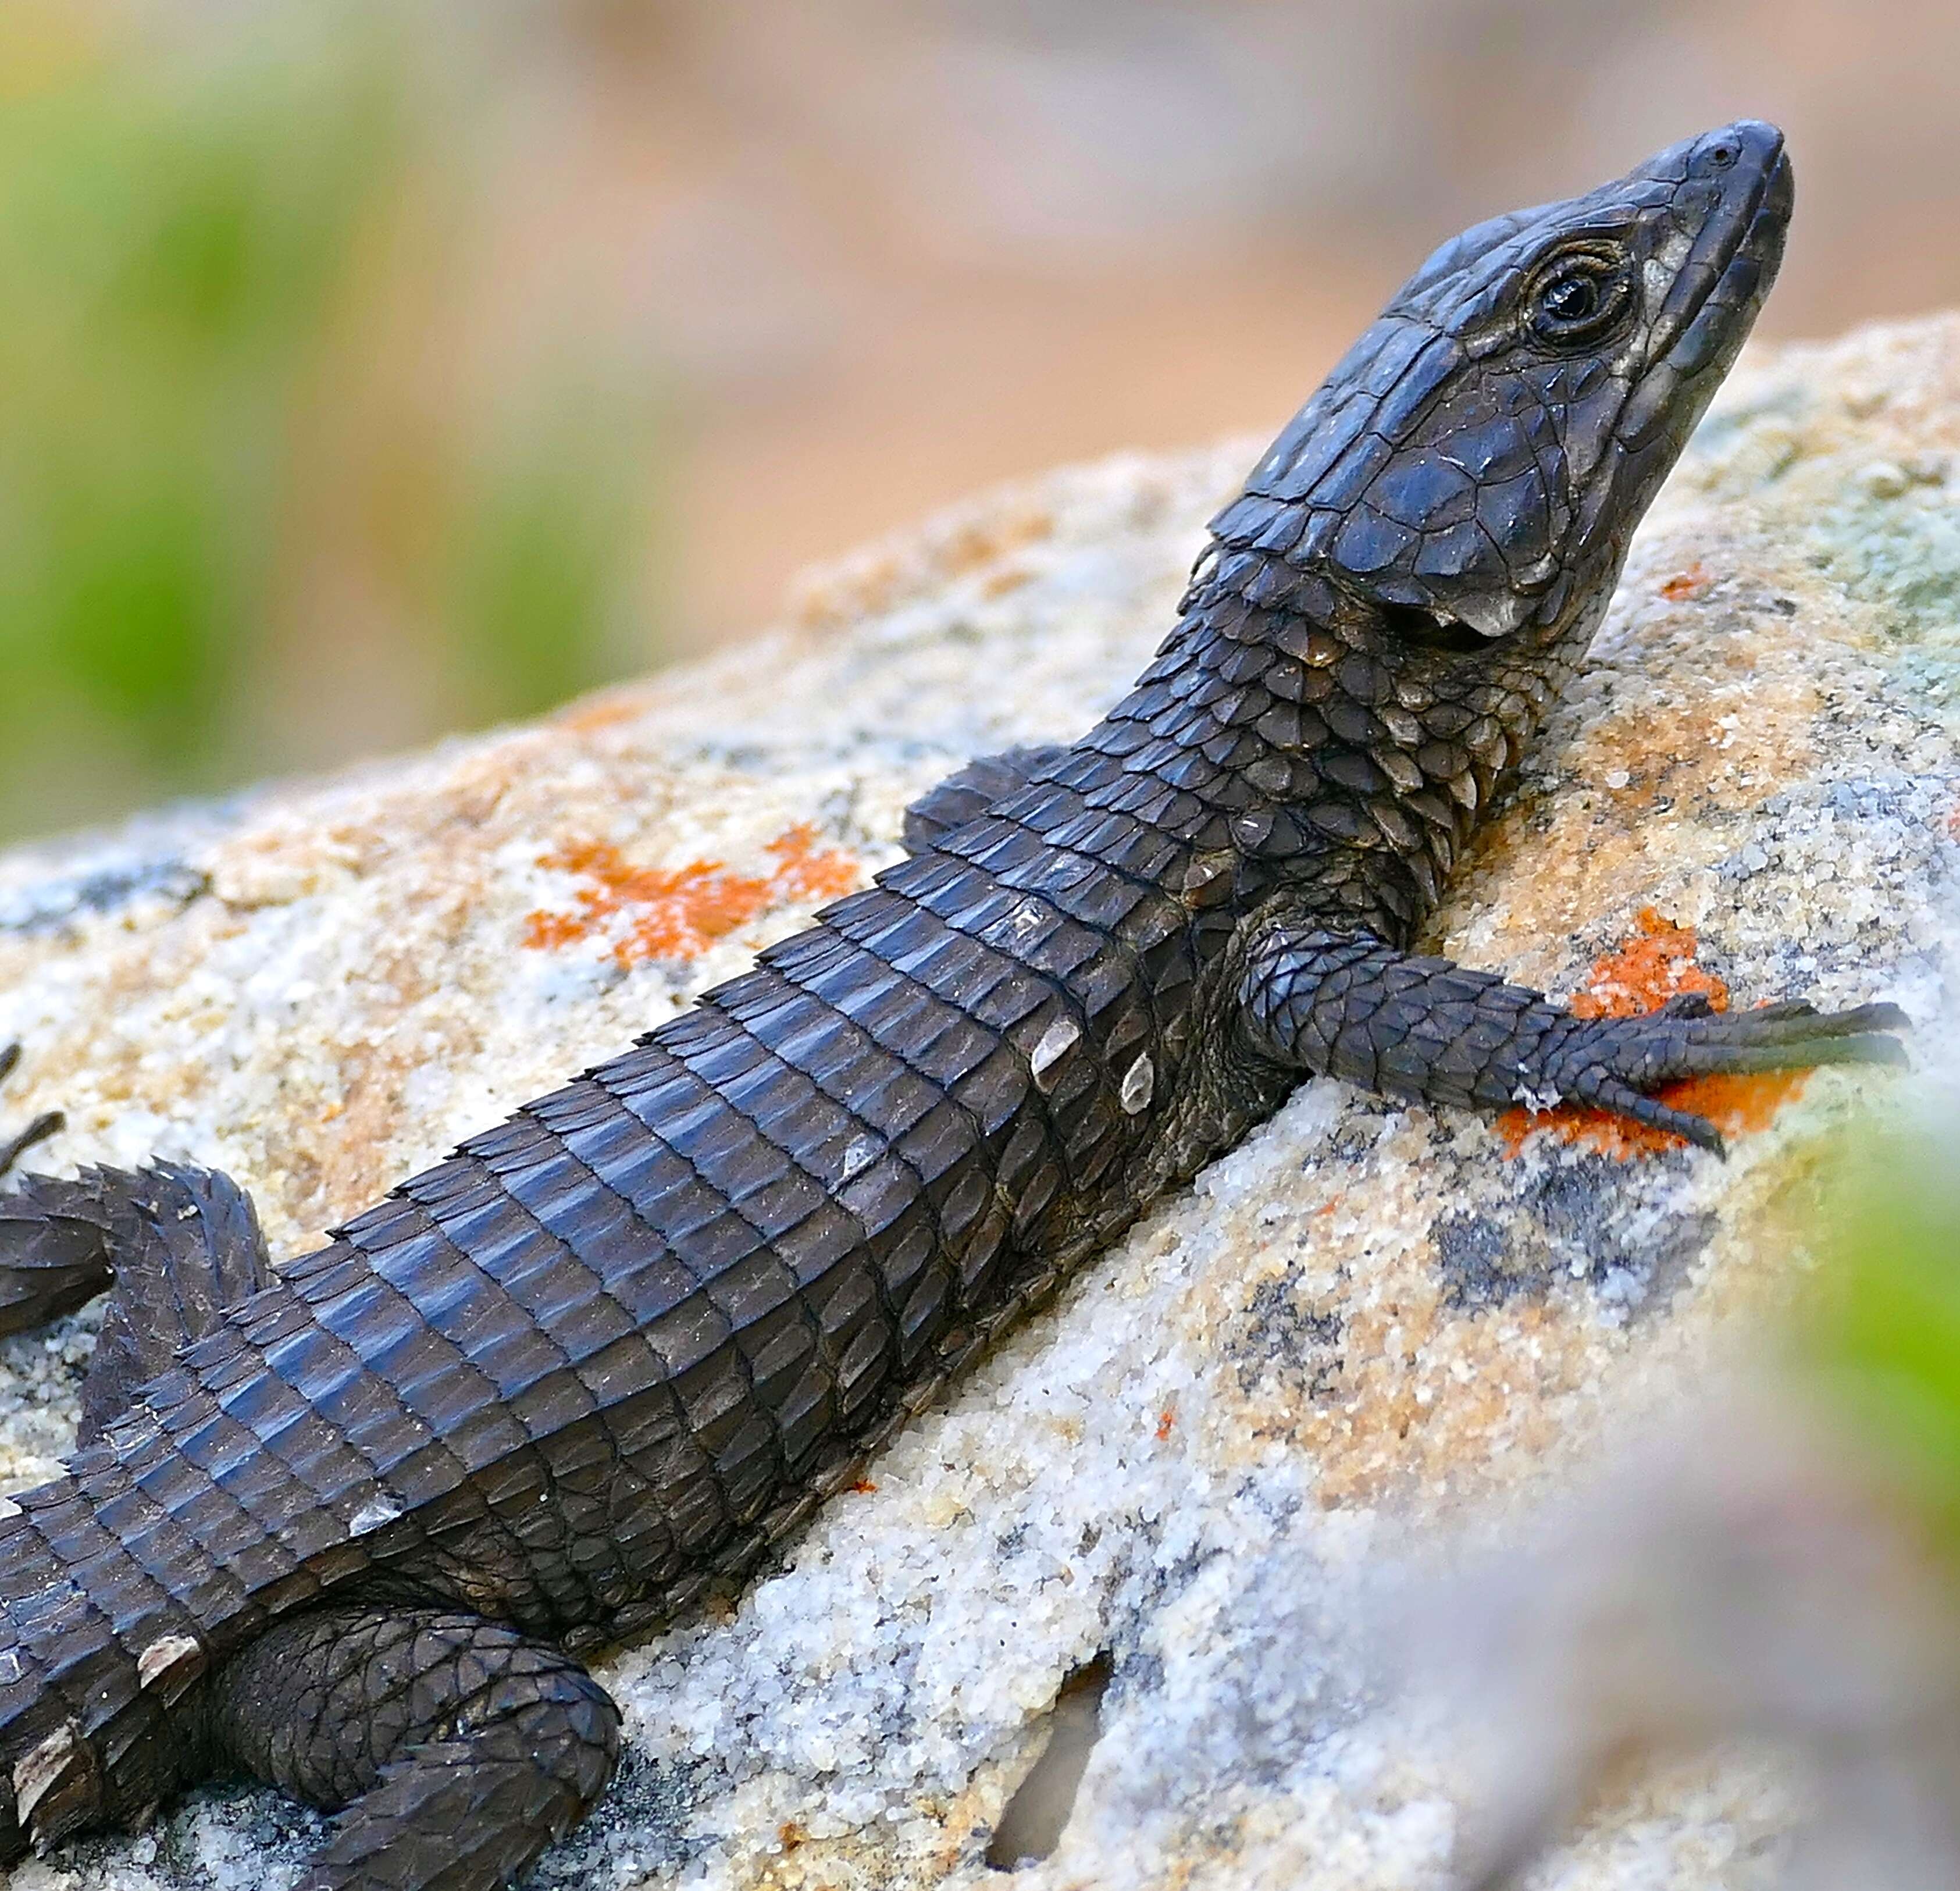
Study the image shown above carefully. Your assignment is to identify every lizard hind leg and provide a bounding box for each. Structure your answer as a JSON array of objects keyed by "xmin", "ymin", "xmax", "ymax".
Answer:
[
  {"xmin": 0, "ymin": 1040, "xmax": 109, "ymax": 1341},
  {"xmin": 210, "ymin": 1605, "xmax": 622, "ymax": 1891},
  {"xmin": 0, "ymin": 1134, "xmax": 275, "ymax": 1429},
  {"xmin": 75, "ymin": 1160, "xmax": 275, "ymax": 1443}
]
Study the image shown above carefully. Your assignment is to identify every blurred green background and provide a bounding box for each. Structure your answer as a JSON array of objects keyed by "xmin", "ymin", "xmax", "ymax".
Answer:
[
  {"xmin": 0, "ymin": 0, "xmax": 1957, "ymax": 846},
  {"xmin": 0, "ymin": 1, "xmax": 667, "ymax": 838},
  {"xmin": 1804, "ymin": 1120, "xmax": 1960, "ymax": 1554}
]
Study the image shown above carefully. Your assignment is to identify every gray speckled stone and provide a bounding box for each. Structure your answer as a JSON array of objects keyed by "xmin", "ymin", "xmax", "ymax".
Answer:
[{"xmin": 3, "ymin": 315, "xmax": 1959, "ymax": 1891}]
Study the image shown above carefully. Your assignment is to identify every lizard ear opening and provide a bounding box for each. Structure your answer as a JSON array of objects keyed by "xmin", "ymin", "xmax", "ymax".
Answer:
[{"xmin": 1375, "ymin": 601, "xmax": 1497, "ymax": 654}]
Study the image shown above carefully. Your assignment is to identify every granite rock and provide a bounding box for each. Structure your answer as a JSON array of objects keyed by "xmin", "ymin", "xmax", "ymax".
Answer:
[{"xmin": 2, "ymin": 314, "xmax": 1959, "ymax": 1891}]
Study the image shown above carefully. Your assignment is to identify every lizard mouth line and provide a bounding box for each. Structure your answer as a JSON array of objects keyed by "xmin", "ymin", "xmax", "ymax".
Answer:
[
  {"xmin": 1649, "ymin": 135, "xmax": 1792, "ymax": 376},
  {"xmin": 1706, "ymin": 145, "xmax": 1791, "ymax": 311}
]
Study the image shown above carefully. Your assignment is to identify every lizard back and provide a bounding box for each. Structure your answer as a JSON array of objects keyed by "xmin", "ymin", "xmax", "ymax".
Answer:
[{"xmin": 0, "ymin": 749, "xmax": 1283, "ymax": 1800}]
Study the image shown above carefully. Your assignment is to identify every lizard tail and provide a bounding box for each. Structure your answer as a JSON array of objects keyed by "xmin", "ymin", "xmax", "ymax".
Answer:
[
  {"xmin": 0, "ymin": 1478, "xmax": 166, "ymax": 1854},
  {"xmin": 0, "ymin": 1446, "xmax": 255, "ymax": 1853},
  {"xmin": 0, "ymin": 1251, "xmax": 429, "ymax": 1856}
]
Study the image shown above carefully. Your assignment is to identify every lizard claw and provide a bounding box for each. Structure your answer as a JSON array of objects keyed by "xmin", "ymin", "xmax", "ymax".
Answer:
[
  {"xmin": 1672, "ymin": 1011, "xmax": 1911, "ymax": 1075},
  {"xmin": 0, "ymin": 1045, "xmax": 63, "ymax": 1184},
  {"xmin": 1585, "ymin": 1076, "xmax": 1729, "ymax": 1156}
]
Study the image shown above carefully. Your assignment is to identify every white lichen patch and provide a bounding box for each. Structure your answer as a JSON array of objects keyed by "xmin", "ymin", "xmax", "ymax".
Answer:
[{"xmin": 5, "ymin": 319, "xmax": 1960, "ymax": 1891}]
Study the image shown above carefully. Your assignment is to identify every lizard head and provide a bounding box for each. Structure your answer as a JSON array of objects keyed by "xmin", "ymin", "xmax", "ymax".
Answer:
[{"xmin": 1213, "ymin": 120, "xmax": 1792, "ymax": 649}]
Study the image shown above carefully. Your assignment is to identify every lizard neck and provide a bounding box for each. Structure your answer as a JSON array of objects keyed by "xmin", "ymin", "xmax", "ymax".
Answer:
[{"xmin": 1090, "ymin": 546, "xmax": 1574, "ymax": 948}]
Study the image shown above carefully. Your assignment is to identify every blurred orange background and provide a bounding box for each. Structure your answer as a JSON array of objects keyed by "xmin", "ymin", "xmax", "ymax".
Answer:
[{"xmin": 0, "ymin": 0, "xmax": 1954, "ymax": 843}]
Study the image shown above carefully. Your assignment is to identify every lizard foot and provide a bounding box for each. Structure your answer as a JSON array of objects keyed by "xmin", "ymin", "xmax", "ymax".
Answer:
[
  {"xmin": 1548, "ymin": 993, "xmax": 1911, "ymax": 1155},
  {"xmin": 0, "ymin": 1043, "xmax": 62, "ymax": 1184},
  {"xmin": 0, "ymin": 1042, "xmax": 112, "ymax": 1340}
]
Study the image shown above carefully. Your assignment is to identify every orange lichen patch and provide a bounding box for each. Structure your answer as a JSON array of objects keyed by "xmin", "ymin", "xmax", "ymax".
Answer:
[
  {"xmin": 1496, "ymin": 907, "xmax": 1807, "ymax": 1159},
  {"xmin": 523, "ymin": 823, "xmax": 862, "ymax": 968},
  {"xmin": 849, "ymin": 1476, "xmax": 878, "ymax": 1495},
  {"xmin": 1155, "ymin": 1406, "xmax": 1176, "ymax": 1441},
  {"xmin": 1565, "ymin": 906, "xmax": 1726, "ymax": 1020},
  {"xmin": 1943, "ymin": 801, "xmax": 1960, "ymax": 842},
  {"xmin": 1659, "ymin": 562, "xmax": 1712, "ymax": 601}
]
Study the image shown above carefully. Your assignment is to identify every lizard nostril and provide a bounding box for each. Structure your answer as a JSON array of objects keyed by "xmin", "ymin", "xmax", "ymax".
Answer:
[{"xmin": 1706, "ymin": 140, "xmax": 1738, "ymax": 169}]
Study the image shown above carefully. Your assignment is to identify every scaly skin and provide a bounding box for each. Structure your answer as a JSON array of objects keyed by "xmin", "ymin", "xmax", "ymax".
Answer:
[{"xmin": 0, "ymin": 121, "xmax": 1905, "ymax": 1888}]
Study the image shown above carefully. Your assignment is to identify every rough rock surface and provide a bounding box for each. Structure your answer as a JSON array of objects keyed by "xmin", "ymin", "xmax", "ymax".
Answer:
[{"xmin": 2, "ymin": 313, "xmax": 1958, "ymax": 1891}]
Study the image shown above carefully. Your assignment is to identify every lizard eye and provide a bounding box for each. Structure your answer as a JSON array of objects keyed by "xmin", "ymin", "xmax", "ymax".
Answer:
[{"xmin": 1528, "ymin": 250, "xmax": 1633, "ymax": 348}]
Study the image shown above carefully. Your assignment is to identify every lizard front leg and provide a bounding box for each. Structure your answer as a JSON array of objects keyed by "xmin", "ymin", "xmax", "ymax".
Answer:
[{"xmin": 1236, "ymin": 924, "xmax": 1908, "ymax": 1153}]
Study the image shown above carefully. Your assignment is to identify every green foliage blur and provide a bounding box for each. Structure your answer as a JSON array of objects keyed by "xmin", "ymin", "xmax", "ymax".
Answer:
[
  {"xmin": 0, "ymin": 2, "xmax": 665, "ymax": 842},
  {"xmin": 1801, "ymin": 1119, "xmax": 1960, "ymax": 1549}
]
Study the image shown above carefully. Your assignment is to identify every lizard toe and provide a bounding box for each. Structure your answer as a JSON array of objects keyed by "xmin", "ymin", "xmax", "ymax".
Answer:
[
  {"xmin": 0, "ymin": 1045, "xmax": 62, "ymax": 1185},
  {"xmin": 1582, "ymin": 1075, "xmax": 1728, "ymax": 1156}
]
